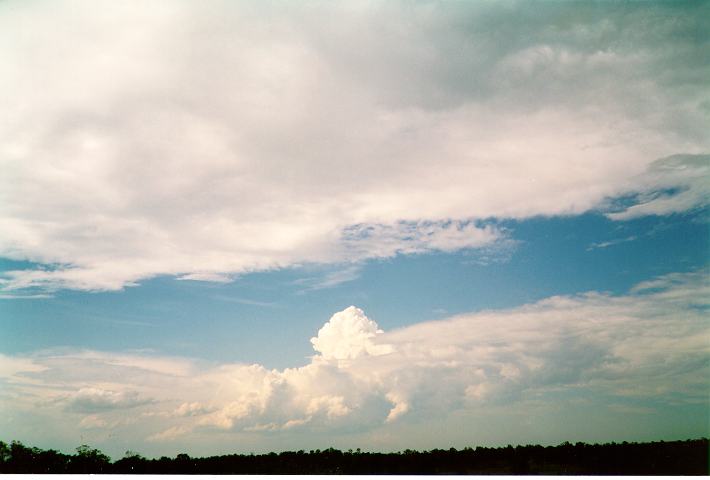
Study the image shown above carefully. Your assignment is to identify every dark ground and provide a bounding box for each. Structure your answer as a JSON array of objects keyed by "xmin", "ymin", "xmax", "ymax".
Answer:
[{"xmin": 1, "ymin": 437, "xmax": 707, "ymax": 474}]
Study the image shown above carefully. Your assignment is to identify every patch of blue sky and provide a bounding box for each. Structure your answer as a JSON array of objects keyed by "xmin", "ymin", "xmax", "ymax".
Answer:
[{"xmin": 1, "ymin": 209, "xmax": 707, "ymax": 369}]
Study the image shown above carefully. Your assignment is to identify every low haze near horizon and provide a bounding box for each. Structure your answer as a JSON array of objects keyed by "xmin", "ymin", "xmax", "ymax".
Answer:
[{"xmin": 1, "ymin": 0, "xmax": 709, "ymax": 459}]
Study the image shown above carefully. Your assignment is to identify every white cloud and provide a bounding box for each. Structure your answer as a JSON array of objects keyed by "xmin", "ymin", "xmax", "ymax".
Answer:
[
  {"xmin": 294, "ymin": 264, "xmax": 363, "ymax": 292},
  {"xmin": 306, "ymin": 395, "xmax": 351, "ymax": 419},
  {"xmin": 310, "ymin": 306, "xmax": 394, "ymax": 360},
  {"xmin": 177, "ymin": 273, "xmax": 234, "ymax": 283},
  {"xmin": 384, "ymin": 392, "xmax": 409, "ymax": 423},
  {"xmin": 587, "ymin": 236, "xmax": 638, "ymax": 251},
  {"xmin": 1, "ymin": 270, "xmax": 707, "ymax": 454},
  {"xmin": 0, "ymin": 1, "xmax": 707, "ymax": 292}
]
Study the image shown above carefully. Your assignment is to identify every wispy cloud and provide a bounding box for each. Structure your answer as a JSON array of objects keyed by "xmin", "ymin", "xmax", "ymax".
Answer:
[
  {"xmin": 0, "ymin": 293, "xmax": 53, "ymax": 299},
  {"xmin": 294, "ymin": 265, "xmax": 363, "ymax": 292},
  {"xmin": 587, "ymin": 236, "xmax": 638, "ymax": 251},
  {"xmin": 211, "ymin": 295, "xmax": 277, "ymax": 308}
]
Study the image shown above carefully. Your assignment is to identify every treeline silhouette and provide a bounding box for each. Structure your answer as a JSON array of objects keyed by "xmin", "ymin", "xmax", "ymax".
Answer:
[{"xmin": 1, "ymin": 438, "xmax": 707, "ymax": 474}]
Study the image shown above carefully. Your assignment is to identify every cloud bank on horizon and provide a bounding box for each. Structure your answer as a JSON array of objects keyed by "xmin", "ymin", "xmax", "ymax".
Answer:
[
  {"xmin": 0, "ymin": 0, "xmax": 708, "ymax": 293},
  {"xmin": 1, "ymin": 270, "xmax": 707, "ymax": 455}
]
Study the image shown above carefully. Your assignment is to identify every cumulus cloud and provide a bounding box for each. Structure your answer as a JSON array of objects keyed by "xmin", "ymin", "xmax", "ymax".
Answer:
[
  {"xmin": 0, "ymin": 1, "xmax": 708, "ymax": 292},
  {"xmin": 1, "ymin": 270, "xmax": 707, "ymax": 453},
  {"xmin": 310, "ymin": 306, "xmax": 393, "ymax": 360}
]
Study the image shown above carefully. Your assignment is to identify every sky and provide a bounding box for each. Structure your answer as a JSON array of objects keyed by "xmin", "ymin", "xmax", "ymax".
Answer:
[{"xmin": 0, "ymin": 0, "xmax": 709, "ymax": 460}]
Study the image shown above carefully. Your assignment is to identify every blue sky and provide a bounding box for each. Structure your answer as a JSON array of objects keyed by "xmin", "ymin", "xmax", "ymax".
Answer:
[
  {"xmin": 2, "ymin": 211, "xmax": 707, "ymax": 369},
  {"xmin": 0, "ymin": 0, "xmax": 708, "ymax": 459}
]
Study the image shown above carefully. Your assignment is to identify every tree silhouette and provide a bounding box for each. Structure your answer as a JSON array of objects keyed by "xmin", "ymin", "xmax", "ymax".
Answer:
[
  {"xmin": 0, "ymin": 438, "xmax": 707, "ymax": 474},
  {"xmin": 70, "ymin": 444, "xmax": 110, "ymax": 474}
]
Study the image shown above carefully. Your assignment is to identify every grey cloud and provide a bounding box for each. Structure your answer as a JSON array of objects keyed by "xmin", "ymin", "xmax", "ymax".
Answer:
[
  {"xmin": 0, "ymin": 1, "xmax": 707, "ymax": 292},
  {"xmin": 65, "ymin": 387, "xmax": 155, "ymax": 413},
  {"xmin": 606, "ymin": 154, "xmax": 710, "ymax": 220}
]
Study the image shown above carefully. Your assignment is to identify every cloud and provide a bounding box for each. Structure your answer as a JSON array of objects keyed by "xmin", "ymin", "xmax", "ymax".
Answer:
[
  {"xmin": 65, "ymin": 387, "xmax": 155, "ymax": 413},
  {"xmin": 294, "ymin": 264, "xmax": 363, "ymax": 292},
  {"xmin": 340, "ymin": 221, "xmax": 502, "ymax": 259},
  {"xmin": 384, "ymin": 392, "xmax": 409, "ymax": 423},
  {"xmin": 79, "ymin": 414, "xmax": 109, "ymax": 430},
  {"xmin": 177, "ymin": 273, "xmax": 233, "ymax": 283},
  {"xmin": 78, "ymin": 413, "xmax": 133, "ymax": 430},
  {"xmin": 0, "ymin": 354, "xmax": 48, "ymax": 380},
  {"xmin": 0, "ymin": 1, "xmax": 708, "ymax": 292},
  {"xmin": 0, "ymin": 293, "xmax": 53, "ymax": 300},
  {"xmin": 210, "ymin": 295, "xmax": 276, "ymax": 307},
  {"xmin": 310, "ymin": 306, "xmax": 394, "ymax": 360},
  {"xmin": 147, "ymin": 425, "xmax": 191, "ymax": 443},
  {"xmin": 173, "ymin": 402, "xmax": 214, "ymax": 418},
  {"xmin": 1, "ymin": 270, "xmax": 707, "ymax": 452},
  {"xmin": 586, "ymin": 236, "xmax": 637, "ymax": 251},
  {"xmin": 606, "ymin": 154, "xmax": 710, "ymax": 220}
]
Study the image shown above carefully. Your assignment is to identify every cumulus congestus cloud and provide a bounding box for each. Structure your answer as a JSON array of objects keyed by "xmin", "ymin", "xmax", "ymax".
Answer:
[
  {"xmin": 311, "ymin": 306, "xmax": 393, "ymax": 360},
  {"xmin": 0, "ymin": 270, "xmax": 707, "ymax": 449},
  {"xmin": 0, "ymin": 1, "xmax": 708, "ymax": 292}
]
